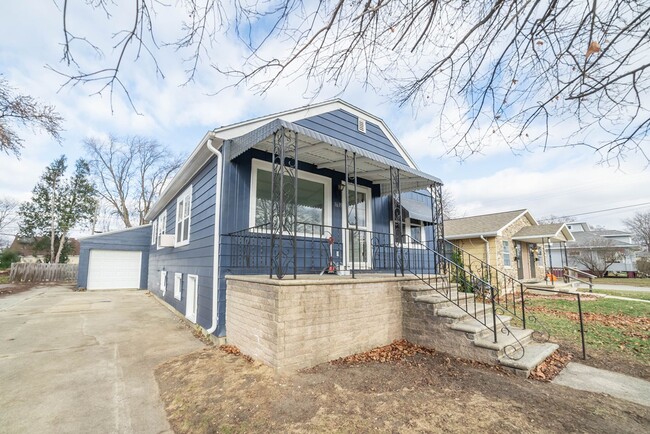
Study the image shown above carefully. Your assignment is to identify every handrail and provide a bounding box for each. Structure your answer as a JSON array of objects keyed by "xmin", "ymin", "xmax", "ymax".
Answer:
[
  {"xmin": 563, "ymin": 266, "xmax": 594, "ymax": 292},
  {"xmin": 402, "ymin": 235, "xmax": 527, "ymax": 359},
  {"xmin": 441, "ymin": 239, "xmax": 528, "ymax": 328}
]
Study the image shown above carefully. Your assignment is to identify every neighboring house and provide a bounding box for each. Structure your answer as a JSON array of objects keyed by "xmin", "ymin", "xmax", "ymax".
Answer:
[
  {"xmin": 444, "ymin": 210, "xmax": 574, "ymax": 281},
  {"xmin": 549, "ymin": 222, "xmax": 640, "ymax": 277},
  {"xmin": 9, "ymin": 236, "xmax": 81, "ymax": 264}
]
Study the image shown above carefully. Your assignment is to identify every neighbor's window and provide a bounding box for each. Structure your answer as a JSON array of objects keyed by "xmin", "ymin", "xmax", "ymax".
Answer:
[
  {"xmin": 174, "ymin": 273, "xmax": 182, "ymax": 300},
  {"xmin": 176, "ymin": 187, "xmax": 192, "ymax": 246},
  {"xmin": 503, "ymin": 240, "xmax": 511, "ymax": 267},
  {"xmin": 252, "ymin": 164, "xmax": 328, "ymax": 233},
  {"xmin": 157, "ymin": 210, "xmax": 167, "ymax": 248}
]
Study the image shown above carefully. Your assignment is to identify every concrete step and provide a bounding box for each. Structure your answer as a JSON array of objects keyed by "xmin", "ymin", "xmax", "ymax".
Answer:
[
  {"xmin": 436, "ymin": 301, "xmax": 491, "ymax": 320},
  {"xmin": 415, "ymin": 290, "xmax": 473, "ymax": 306},
  {"xmin": 450, "ymin": 314, "xmax": 512, "ymax": 337},
  {"xmin": 473, "ymin": 327, "xmax": 534, "ymax": 357},
  {"xmin": 498, "ymin": 342, "xmax": 560, "ymax": 377}
]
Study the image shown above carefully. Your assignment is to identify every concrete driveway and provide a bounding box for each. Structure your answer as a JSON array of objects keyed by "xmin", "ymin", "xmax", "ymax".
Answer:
[{"xmin": 0, "ymin": 285, "xmax": 204, "ymax": 433}]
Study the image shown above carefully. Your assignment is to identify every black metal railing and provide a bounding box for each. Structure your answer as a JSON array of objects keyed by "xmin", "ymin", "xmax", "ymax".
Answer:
[
  {"xmin": 222, "ymin": 222, "xmax": 400, "ymax": 277},
  {"xmin": 403, "ymin": 235, "xmax": 528, "ymax": 359},
  {"xmin": 222, "ymin": 223, "xmax": 587, "ymax": 360},
  {"xmin": 441, "ymin": 239, "xmax": 529, "ymax": 329}
]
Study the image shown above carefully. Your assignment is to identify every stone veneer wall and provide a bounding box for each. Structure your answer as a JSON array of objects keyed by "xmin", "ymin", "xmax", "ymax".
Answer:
[{"xmin": 226, "ymin": 276, "xmax": 406, "ymax": 372}]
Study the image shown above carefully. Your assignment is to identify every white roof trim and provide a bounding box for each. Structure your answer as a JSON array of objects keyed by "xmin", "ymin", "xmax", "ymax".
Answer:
[
  {"xmin": 495, "ymin": 210, "xmax": 535, "ymax": 236},
  {"xmin": 146, "ymin": 100, "xmax": 423, "ymax": 221},
  {"xmin": 78, "ymin": 224, "xmax": 152, "ymax": 240},
  {"xmin": 213, "ymin": 99, "xmax": 418, "ymax": 169}
]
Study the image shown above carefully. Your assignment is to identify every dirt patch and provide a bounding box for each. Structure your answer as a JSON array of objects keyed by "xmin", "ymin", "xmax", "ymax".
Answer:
[
  {"xmin": 156, "ymin": 345, "xmax": 649, "ymax": 434},
  {"xmin": 0, "ymin": 283, "xmax": 38, "ymax": 298}
]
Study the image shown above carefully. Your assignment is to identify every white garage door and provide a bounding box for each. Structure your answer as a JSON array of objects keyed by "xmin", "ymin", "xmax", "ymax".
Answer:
[{"xmin": 87, "ymin": 250, "xmax": 142, "ymax": 290}]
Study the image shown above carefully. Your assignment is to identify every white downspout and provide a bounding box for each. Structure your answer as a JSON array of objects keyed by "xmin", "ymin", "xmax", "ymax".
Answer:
[
  {"xmin": 480, "ymin": 235, "xmax": 490, "ymax": 266},
  {"xmin": 206, "ymin": 136, "xmax": 223, "ymax": 334}
]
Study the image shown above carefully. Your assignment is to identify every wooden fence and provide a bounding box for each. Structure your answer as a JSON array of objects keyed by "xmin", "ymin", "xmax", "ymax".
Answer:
[{"xmin": 9, "ymin": 263, "xmax": 78, "ymax": 283}]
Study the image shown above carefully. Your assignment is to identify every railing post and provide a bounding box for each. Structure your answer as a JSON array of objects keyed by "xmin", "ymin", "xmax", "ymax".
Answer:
[
  {"xmin": 577, "ymin": 293, "xmax": 587, "ymax": 360},
  {"xmin": 520, "ymin": 283, "xmax": 526, "ymax": 329},
  {"xmin": 490, "ymin": 285, "xmax": 498, "ymax": 343}
]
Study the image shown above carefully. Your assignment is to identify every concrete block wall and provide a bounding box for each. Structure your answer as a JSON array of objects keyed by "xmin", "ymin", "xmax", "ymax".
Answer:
[{"xmin": 226, "ymin": 276, "xmax": 404, "ymax": 371}]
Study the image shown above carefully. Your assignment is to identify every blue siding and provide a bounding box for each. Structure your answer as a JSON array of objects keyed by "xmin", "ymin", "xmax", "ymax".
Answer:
[
  {"xmin": 77, "ymin": 225, "xmax": 152, "ymax": 289},
  {"xmin": 148, "ymin": 157, "xmax": 217, "ymax": 331},
  {"xmin": 294, "ymin": 109, "xmax": 408, "ymax": 166}
]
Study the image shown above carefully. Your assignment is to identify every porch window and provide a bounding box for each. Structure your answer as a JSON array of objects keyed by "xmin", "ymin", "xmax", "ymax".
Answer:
[
  {"xmin": 175, "ymin": 187, "xmax": 192, "ymax": 246},
  {"xmin": 250, "ymin": 159, "xmax": 331, "ymax": 233},
  {"xmin": 503, "ymin": 240, "xmax": 511, "ymax": 267},
  {"xmin": 410, "ymin": 219, "xmax": 424, "ymax": 243}
]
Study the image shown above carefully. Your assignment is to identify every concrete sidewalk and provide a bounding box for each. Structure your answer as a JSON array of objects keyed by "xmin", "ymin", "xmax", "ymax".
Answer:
[
  {"xmin": 578, "ymin": 283, "xmax": 650, "ymax": 292},
  {"xmin": 553, "ymin": 363, "xmax": 650, "ymax": 407},
  {"xmin": 0, "ymin": 285, "xmax": 204, "ymax": 433}
]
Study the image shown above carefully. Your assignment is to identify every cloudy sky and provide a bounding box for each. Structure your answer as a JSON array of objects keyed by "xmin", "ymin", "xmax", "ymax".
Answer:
[{"xmin": 1, "ymin": 1, "xmax": 648, "ymax": 239}]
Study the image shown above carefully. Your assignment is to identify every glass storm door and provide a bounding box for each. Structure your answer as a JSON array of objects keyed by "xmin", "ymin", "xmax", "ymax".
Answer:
[{"xmin": 344, "ymin": 186, "xmax": 372, "ymax": 270}]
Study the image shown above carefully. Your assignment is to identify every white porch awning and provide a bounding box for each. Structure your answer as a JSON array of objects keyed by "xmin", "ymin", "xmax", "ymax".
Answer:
[{"xmin": 227, "ymin": 118, "xmax": 442, "ymax": 195}]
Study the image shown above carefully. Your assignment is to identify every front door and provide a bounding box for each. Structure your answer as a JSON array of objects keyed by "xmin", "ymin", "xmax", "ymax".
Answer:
[
  {"xmin": 343, "ymin": 185, "xmax": 372, "ymax": 270},
  {"xmin": 529, "ymin": 244, "xmax": 537, "ymax": 279},
  {"xmin": 185, "ymin": 274, "xmax": 198, "ymax": 323},
  {"xmin": 515, "ymin": 241, "xmax": 525, "ymax": 279}
]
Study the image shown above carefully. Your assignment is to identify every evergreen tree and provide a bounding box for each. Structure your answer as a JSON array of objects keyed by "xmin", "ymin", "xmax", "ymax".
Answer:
[{"xmin": 19, "ymin": 156, "xmax": 97, "ymax": 263}]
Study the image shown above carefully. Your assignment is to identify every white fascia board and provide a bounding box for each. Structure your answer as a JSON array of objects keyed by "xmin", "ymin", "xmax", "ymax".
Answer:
[
  {"xmin": 214, "ymin": 99, "xmax": 419, "ymax": 169},
  {"xmin": 78, "ymin": 224, "xmax": 152, "ymax": 240},
  {"xmin": 145, "ymin": 133, "xmax": 224, "ymax": 221},
  {"xmin": 497, "ymin": 210, "xmax": 534, "ymax": 237},
  {"xmin": 446, "ymin": 232, "xmax": 498, "ymax": 240}
]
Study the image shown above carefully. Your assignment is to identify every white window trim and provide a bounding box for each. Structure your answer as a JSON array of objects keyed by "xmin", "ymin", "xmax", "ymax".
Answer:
[
  {"xmin": 185, "ymin": 274, "xmax": 198, "ymax": 323},
  {"xmin": 174, "ymin": 272, "xmax": 182, "ymax": 300},
  {"xmin": 248, "ymin": 159, "xmax": 332, "ymax": 234},
  {"xmin": 389, "ymin": 218, "xmax": 426, "ymax": 249},
  {"xmin": 341, "ymin": 183, "xmax": 373, "ymax": 268},
  {"xmin": 502, "ymin": 240, "xmax": 512, "ymax": 268},
  {"xmin": 157, "ymin": 210, "xmax": 167, "ymax": 250},
  {"xmin": 160, "ymin": 270, "xmax": 167, "ymax": 295},
  {"xmin": 175, "ymin": 186, "xmax": 193, "ymax": 247}
]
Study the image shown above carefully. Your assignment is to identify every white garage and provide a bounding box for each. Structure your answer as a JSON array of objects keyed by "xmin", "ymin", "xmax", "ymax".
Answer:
[{"xmin": 87, "ymin": 250, "xmax": 142, "ymax": 290}]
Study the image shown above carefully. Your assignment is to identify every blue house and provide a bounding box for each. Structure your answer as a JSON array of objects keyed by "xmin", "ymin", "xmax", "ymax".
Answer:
[{"xmin": 78, "ymin": 100, "xmax": 557, "ymax": 374}]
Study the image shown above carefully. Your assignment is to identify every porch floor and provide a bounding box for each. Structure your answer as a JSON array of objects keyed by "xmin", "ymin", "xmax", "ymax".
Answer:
[{"xmin": 226, "ymin": 273, "xmax": 429, "ymax": 286}]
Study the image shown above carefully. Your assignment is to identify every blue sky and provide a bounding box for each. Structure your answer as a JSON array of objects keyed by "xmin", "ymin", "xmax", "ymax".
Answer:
[{"xmin": 1, "ymin": 1, "xmax": 648, "ymax": 238}]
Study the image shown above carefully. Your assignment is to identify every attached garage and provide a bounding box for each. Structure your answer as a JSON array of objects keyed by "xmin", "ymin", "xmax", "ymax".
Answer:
[
  {"xmin": 87, "ymin": 250, "xmax": 142, "ymax": 290},
  {"xmin": 77, "ymin": 226, "xmax": 152, "ymax": 291}
]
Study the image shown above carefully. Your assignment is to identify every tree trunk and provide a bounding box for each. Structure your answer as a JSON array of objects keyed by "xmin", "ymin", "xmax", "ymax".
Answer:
[{"xmin": 54, "ymin": 234, "xmax": 67, "ymax": 264}]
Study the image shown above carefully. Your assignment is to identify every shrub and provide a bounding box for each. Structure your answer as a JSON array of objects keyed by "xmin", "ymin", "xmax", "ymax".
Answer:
[{"xmin": 0, "ymin": 250, "xmax": 20, "ymax": 269}]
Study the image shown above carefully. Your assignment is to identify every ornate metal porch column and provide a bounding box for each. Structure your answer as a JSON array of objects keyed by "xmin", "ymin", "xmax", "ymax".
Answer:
[
  {"xmin": 390, "ymin": 167, "xmax": 404, "ymax": 277},
  {"xmin": 432, "ymin": 183, "xmax": 446, "ymax": 275},
  {"xmin": 269, "ymin": 128, "xmax": 298, "ymax": 279},
  {"xmin": 344, "ymin": 150, "xmax": 359, "ymax": 278}
]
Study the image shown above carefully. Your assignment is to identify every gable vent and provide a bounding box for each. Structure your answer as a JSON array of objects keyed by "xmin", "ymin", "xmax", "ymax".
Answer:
[{"xmin": 357, "ymin": 117, "xmax": 367, "ymax": 133}]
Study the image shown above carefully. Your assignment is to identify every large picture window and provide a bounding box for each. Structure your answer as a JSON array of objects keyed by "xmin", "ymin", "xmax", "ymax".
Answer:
[{"xmin": 250, "ymin": 160, "xmax": 331, "ymax": 233}]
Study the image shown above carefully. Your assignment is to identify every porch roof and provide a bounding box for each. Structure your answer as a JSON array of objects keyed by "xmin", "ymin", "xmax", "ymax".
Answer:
[
  {"xmin": 511, "ymin": 224, "xmax": 575, "ymax": 243},
  {"xmin": 227, "ymin": 118, "xmax": 442, "ymax": 195}
]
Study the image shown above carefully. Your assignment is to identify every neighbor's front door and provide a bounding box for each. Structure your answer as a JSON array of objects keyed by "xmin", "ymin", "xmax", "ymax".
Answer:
[{"xmin": 515, "ymin": 241, "xmax": 525, "ymax": 279}]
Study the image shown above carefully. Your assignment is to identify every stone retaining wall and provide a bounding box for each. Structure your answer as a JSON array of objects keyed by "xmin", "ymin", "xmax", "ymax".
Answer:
[{"xmin": 226, "ymin": 275, "xmax": 405, "ymax": 372}]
